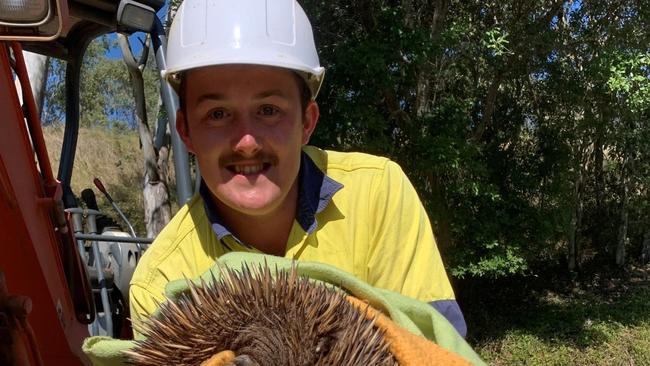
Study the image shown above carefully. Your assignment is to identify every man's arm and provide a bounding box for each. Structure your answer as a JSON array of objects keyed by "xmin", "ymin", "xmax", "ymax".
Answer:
[{"xmin": 366, "ymin": 160, "xmax": 467, "ymax": 337}]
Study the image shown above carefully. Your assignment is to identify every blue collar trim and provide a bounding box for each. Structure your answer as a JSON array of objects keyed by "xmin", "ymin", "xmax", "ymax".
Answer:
[
  {"xmin": 200, "ymin": 151, "xmax": 343, "ymax": 243},
  {"xmin": 295, "ymin": 151, "xmax": 344, "ymax": 233}
]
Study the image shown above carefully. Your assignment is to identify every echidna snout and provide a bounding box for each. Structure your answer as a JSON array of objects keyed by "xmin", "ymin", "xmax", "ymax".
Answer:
[{"xmin": 126, "ymin": 265, "xmax": 397, "ymax": 366}]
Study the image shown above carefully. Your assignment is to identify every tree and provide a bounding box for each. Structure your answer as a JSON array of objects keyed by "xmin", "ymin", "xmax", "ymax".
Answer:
[
  {"xmin": 301, "ymin": 0, "xmax": 650, "ymax": 277},
  {"xmin": 43, "ymin": 34, "xmax": 172, "ymax": 237},
  {"xmin": 118, "ymin": 34, "xmax": 172, "ymax": 238}
]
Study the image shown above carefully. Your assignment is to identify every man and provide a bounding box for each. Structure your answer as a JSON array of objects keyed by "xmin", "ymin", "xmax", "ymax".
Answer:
[{"xmin": 129, "ymin": 0, "xmax": 466, "ymax": 338}]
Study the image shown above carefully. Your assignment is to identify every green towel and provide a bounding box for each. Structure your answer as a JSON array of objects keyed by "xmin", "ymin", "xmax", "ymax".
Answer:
[{"xmin": 83, "ymin": 252, "xmax": 485, "ymax": 366}]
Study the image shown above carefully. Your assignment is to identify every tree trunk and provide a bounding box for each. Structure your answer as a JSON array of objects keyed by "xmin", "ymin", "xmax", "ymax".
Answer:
[
  {"xmin": 615, "ymin": 155, "xmax": 630, "ymax": 267},
  {"xmin": 410, "ymin": 0, "xmax": 450, "ymax": 117},
  {"xmin": 567, "ymin": 174, "xmax": 583, "ymax": 272},
  {"xmin": 592, "ymin": 133, "xmax": 605, "ymax": 249},
  {"xmin": 118, "ymin": 35, "xmax": 172, "ymax": 238},
  {"xmin": 143, "ymin": 177, "xmax": 172, "ymax": 237},
  {"xmin": 568, "ymin": 143, "xmax": 588, "ymax": 272},
  {"xmin": 427, "ymin": 172, "xmax": 454, "ymax": 253},
  {"xmin": 641, "ymin": 229, "xmax": 650, "ymax": 265},
  {"xmin": 473, "ymin": 73, "xmax": 502, "ymax": 141}
]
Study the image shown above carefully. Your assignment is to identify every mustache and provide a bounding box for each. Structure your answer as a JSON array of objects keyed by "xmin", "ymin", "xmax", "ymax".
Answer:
[{"xmin": 219, "ymin": 151, "xmax": 279, "ymax": 166}]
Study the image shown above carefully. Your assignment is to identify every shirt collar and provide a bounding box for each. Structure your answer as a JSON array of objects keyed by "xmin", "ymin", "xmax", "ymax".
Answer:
[{"xmin": 200, "ymin": 151, "xmax": 343, "ymax": 242}]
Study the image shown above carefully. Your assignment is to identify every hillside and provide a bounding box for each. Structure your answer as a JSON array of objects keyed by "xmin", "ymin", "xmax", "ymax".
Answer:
[{"xmin": 44, "ymin": 125, "xmax": 152, "ymax": 235}]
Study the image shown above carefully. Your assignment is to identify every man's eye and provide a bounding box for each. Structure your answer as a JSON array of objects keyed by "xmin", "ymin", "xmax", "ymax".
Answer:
[
  {"xmin": 259, "ymin": 105, "xmax": 280, "ymax": 116},
  {"xmin": 209, "ymin": 109, "xmax": 227, "ymax": 120}
]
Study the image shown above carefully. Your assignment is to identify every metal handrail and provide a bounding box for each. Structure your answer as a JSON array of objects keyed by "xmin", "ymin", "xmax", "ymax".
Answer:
[{"xmin": 74, "ymin": 233, "xmax": 153, "ymax": 244}]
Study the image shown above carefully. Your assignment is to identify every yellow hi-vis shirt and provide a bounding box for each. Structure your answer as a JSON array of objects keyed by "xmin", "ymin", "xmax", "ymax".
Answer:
[{"xmin": 129, "ymin": 146, "xmax": 462, "ymax": 336}]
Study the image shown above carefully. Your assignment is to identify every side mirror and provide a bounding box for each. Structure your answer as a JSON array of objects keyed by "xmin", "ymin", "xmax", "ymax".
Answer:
[{"xmin": 116, "ymin": 0, "xmax": 163, "ymax": 32}]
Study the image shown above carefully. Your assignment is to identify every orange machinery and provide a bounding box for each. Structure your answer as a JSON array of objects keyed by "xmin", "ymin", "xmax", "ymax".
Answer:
[{"xmin": 0, "ymin": 40, "xmax": 93, "ymax": 364}]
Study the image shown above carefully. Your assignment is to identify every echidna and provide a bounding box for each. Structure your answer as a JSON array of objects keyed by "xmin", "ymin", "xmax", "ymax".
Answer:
[{"xmin": 125, "ymin": 264, "xmax": 398, "ymax": 366}]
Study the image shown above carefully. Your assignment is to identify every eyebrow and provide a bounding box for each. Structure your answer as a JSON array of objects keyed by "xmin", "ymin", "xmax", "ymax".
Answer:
[
  {"xmin": 194, "ymin": 90, "xmax": 289, "ymax": 106},
  {"xmin": 195, "ymin": 93, "xmax": 226, "ymax": 106},
  {"xmin": 253, "ymin": 89, "xmax": 289, "ymax": 99}
]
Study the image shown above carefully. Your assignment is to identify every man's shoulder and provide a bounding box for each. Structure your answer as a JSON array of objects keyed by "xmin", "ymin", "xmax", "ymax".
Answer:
[
  {"xmin": 303, "ymin": 145, "xmax": 393, "ymax": 174},
  {"xmin": 131, "ymin": 194, "xmax": 207, "ymax": 285}
]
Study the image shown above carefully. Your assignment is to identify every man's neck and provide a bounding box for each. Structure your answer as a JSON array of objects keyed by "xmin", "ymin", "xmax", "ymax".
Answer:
[{"xmin": 213, "ymin": 183, "xmax": 299, "ymax": 256}]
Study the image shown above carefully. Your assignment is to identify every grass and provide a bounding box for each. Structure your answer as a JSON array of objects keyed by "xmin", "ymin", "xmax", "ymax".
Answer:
[
  {"xmin": 476, "ymin": 292, "xmax": 650, "ymax": 365},
  {"xmin": 44, "ymin": 125, "xmax": 151, "ymax": 235},
  {"xmin": 460, "ymin": 267, "xmax": 650, "ymax": 365}
]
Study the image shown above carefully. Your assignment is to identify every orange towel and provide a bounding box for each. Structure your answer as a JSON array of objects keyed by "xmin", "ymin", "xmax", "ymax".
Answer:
[
  {"xmin": 200, "ymin": 350, "xmax": 236, "ymax": 366},
  {"xmin": 347, "ymin": 296, "xmax": 472, "ymax": 366}
]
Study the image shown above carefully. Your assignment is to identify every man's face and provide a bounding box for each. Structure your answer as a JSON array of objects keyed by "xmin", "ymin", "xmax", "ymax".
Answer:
[{"xmin": 178, "ymin": 65, "xmax": 319, "ymax": 217}]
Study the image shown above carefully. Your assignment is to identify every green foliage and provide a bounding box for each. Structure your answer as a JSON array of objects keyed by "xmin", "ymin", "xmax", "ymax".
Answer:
[
  {"xmin": 42, "ymin": 1, "xmax": 650, "ymax": 277},
  {"xmin": 607, "ymin": 52, "xmax": 650, "ymax": 112},
  {"xmin": 301, "ymin": 0, "xmax": 650, "ymax": 277},
  {"xmin": 452, "ymin": 246, "xmax": 528, "ymax": 279},
  {"xmin": 483, "ymin": 27, "xmax": 512, "ymax": 57},
  {"xmin": 44, "ymin": 34, "xmax": 161, "ymax": 129}
]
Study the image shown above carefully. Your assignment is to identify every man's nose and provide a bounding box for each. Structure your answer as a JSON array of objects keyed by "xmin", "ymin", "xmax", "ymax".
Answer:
[{"xmin": 232, "ymin": 117, "xmax": 262, "ymax": 157}]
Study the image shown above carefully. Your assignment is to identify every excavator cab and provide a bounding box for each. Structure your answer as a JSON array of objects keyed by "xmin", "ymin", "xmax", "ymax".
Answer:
[{"xmin": 0, "ymin": 0, "xmax": 192, "ymax": 363}]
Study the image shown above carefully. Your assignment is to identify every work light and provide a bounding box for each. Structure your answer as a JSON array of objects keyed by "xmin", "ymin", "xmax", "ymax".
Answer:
[
  {"xmin": 0, "ymin": 0, "xmax": 65, "ymax": 41},
  {"xmin": 0, "ymin": 0, "xmax": 51, "ymax": 27}
]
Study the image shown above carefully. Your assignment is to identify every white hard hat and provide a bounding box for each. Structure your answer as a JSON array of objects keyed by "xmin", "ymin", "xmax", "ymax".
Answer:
[{"xmin": 163, "ymin": 0, "xmax": 325, "ymax": 99}]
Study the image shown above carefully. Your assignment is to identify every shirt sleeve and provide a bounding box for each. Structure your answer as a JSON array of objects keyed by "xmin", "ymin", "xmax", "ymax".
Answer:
[{"xmin": 366, "ymin": 160, "xmax": 467, "ymax": 337}]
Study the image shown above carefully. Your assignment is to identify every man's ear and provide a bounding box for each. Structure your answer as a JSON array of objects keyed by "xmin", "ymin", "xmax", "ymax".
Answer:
[
  {"xmin": 176, "ymin": 110, "xmax": 195, "ymax": 153},
  {"xmin": 302, "ymin": 101, "xmax": 320, "ymax": 145}
]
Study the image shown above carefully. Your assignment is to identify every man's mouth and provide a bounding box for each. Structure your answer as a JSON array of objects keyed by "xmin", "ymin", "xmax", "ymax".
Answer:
[{"xmin": 227, "ymin": 163, "xmax": 271, "ymax": 176}]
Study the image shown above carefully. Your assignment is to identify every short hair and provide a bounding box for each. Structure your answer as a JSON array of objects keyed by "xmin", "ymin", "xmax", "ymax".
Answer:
[{"xmin": 293, "ymin": 72, "xmax": 312, "ymax": 113}]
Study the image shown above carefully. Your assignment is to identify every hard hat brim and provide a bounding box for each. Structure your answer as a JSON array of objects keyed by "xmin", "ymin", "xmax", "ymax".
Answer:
[{"xmin": 163, "ymin": 56, "xmax": 325, "ymax": 100}]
